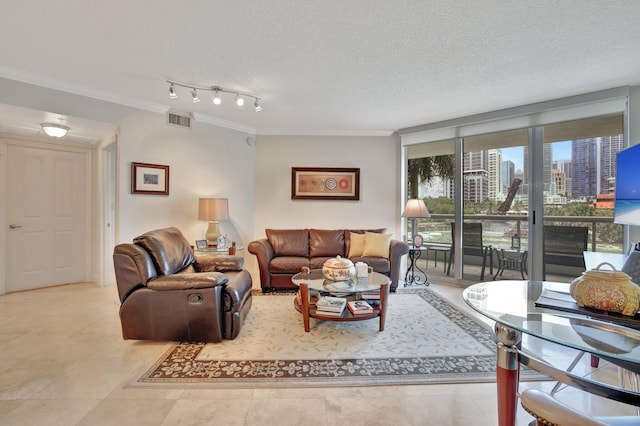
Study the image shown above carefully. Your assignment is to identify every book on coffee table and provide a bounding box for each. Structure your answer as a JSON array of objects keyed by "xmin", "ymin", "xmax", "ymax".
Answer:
[
  {"xmin": 347, "ymin": 300, "xmax": 374, "ymax": 315},
  {"xmin": 316, "ymin": 296, "xmax": 347, "ymax": 313}
]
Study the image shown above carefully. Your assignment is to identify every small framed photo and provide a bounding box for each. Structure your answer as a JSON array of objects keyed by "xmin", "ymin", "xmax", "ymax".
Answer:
[
  {"xmin": 195, "ymin": 239, "xmax": 208, "ymax": 250},
  {"xmin": 413, "ymin": 234, "xmax": 423, "ymax": 248},
  {"xmin": 131, "ymin": 162, "xmax": 170, "ymax": 195}
]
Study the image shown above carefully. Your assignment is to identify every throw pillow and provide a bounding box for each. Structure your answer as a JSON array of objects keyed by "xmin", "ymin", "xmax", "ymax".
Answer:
[
  {"xmin": 362, "ymin": 232, "xmax": 392, "ymax": 258},
  {"xmin": 348, "ymin": 232, "xmax": 367, "ymax": 257}
]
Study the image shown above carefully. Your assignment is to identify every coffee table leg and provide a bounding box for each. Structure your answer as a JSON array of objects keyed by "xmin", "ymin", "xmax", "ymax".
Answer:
[
  {"xmin": 300, "ymin": 283, "xmax": 310, "ymax": 332},
  {"xmin": 379, "ymin": 283, "xmax": 389, "ymax": 331}
]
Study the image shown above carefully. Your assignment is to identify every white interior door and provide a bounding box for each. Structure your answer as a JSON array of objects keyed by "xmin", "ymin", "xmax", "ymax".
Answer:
[{"xmin": 6, "ymin": 144, "xmax": 89, "ymax": 292}]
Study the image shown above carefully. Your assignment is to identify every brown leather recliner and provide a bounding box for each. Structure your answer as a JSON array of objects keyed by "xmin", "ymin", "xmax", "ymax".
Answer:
[{"xmin": 113, "ymin": 227, "xmax": 252, "ymax": 342}]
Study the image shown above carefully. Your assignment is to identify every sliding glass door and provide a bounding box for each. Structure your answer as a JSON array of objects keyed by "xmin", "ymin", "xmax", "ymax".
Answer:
[{"xmin": 404, "ymin": 114, "xmax": 625, "ymax": 283}]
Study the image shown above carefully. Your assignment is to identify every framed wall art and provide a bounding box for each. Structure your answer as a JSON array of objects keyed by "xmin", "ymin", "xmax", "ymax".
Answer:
[
  {"xmin": 291, "ymin": 167, "xmax": 360, "ymax": 200},
  {"xmin": 131, "ymin": 162, "xmax": 170, "ymax": 195}
]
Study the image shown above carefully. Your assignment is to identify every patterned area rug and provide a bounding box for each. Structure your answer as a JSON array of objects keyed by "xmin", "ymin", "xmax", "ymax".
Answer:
[{"xmin": 134, "ymin": 288, "xmax": 544, "ymax": 388}]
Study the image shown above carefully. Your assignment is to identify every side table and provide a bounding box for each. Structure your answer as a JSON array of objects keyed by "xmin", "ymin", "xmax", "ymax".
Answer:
[
  {"xmin": 427, "ymin": 245, "xmax": 451, "ymax": 273},
  {"xmin": 405, "ymin": 247, "xmax": 428, "ymax": 286},
  {"xmin": 493, "ymin": 247, "xmax": 528, "ymax": 279}
]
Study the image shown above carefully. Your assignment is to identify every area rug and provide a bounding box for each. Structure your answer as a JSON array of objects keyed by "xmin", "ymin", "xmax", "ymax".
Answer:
[{"xmin": 134, "ymin": 288, "xmax": 545, "ymax": 388}]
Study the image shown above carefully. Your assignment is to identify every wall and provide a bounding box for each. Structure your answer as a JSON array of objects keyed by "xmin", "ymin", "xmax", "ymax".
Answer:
[
  {"xmin": 117, "ymin": 110, "xmax": 256, "ymax": 251},
  {"xmin": 253, "ymin": 135, "xmax": 401, "ymax": 237}
]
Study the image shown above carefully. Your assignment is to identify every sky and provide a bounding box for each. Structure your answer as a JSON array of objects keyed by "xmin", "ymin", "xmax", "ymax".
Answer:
[{"xmin": 501, "ymin": 141, "xmax": 571, "ymax": 171}]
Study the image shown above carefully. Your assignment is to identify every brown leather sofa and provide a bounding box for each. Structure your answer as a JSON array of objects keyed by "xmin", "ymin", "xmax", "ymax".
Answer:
[
  {"xmin": 113, "ymin": 227, "xmax": 252, "ymax": 342},
  {"xmin": 248, "ymin": 228, "xmax": 409, "ymax": 292}
]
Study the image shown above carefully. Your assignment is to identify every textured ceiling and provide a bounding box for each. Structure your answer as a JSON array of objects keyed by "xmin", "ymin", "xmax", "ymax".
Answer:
[{"xmin": 1, "ymin": 0, "xmax": 640, "ymax": 141}]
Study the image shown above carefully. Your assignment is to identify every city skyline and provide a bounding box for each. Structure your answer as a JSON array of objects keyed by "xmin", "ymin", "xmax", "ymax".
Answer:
[{"xmin": 502, "ymin": 141, "xmax": 571, "ymax": 171}]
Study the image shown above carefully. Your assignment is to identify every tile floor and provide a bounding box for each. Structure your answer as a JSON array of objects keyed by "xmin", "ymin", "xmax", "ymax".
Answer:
[{"xmin": 0, "ymin": 279, "xmax": 636, "ymax": 425}]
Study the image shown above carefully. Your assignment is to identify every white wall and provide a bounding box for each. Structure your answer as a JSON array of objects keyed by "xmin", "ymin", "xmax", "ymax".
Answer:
[
  {"xmin": 253, "ymin": 135, "xmax": 402, "ymax": 238},
  {"xmin": 117, "ymin": 110, "xmax": 256, "ymax": 251}
]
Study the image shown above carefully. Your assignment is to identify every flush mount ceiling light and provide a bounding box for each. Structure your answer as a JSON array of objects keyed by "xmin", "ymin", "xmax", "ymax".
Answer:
[
  {"xmin": 40, "ymin": 122, "xmax": 70, "ymax": 138},
  {"xmin": 166, "ymin": 80, "xmax": 262, "ymax": 112}
]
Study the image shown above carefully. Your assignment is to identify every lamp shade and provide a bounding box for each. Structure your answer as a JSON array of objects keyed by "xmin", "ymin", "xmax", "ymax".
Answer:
[
  {"xmin": 198, "ymin": 198, "xmax": 229, "ymax": 221},
  {"xmin": 401, "ymin": 199, "xmax": 430, "ymax": 218}
]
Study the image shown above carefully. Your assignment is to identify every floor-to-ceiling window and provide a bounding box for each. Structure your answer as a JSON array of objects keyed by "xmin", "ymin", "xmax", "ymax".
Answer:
[{"xmin": 400, "ymin": 88, "xmax": 629, "ymax": 284}]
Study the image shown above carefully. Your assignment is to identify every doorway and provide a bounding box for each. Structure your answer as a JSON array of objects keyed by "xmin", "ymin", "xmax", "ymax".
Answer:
[{"xmin": 4, "ymin": 139, "xmax": 91, "ymax": 292}]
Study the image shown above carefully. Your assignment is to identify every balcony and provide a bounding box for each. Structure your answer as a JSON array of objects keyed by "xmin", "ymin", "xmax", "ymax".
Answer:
[{"xmin": 410, "ymin": 214, "xmax": 623, "ymax": 284}]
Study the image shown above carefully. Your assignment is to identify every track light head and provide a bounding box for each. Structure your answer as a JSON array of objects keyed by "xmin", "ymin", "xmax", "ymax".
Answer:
[
  {"xmin": 235, "ymin": 94, "xmax": 244, "ymax": 107},
  {"xmin": 191, "ymin": 89, "xmax": 200, "ymax": 102},
  {"xmin": 254, "ymin": 99, "xmax": 262, "ymax": 112},
  {"xmin": 169, "ymin": 83, "xmax": 177, "ymax": 99},
  {"xmin": 213, "ymin": 89, "xmax": 222, "ymax": 105}
]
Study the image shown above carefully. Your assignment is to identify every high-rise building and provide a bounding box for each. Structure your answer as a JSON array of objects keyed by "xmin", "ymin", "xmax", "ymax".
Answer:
[
  {"xmin": 488, "ymin": 149, "xmax": 503, "ymax": 200},
  {"xmin": 502, "ymin": 160, "xmax": 515, "ymax": 192},
  {"xmin": 463, "ymin": 151, "xmax": 489, "ymax": 202},
  {"xmin": 572, "ymin": 138, "xmax": 598, "ymax": 197},
  {"xmin": 523, "ymin": 144, "xmax": 553, "ymax": 188},
  {"xmin": 552, "ymin": 169, "xmax": 568, "ymax": 196},
  {"xmin": 600, "ymin": 134, "xmax": 623, "ymax": 194}
]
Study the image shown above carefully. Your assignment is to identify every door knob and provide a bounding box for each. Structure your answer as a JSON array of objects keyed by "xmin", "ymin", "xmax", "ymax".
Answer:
[{"xmin": 9, "ymin": 224, "xmax": 22, "ymax": 229}]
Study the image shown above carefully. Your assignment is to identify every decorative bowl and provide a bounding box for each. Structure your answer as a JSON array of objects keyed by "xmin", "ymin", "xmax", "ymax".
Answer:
[
  {"xmin": 322, "ymin": 256, "xmax": 356, "ymax": 281},
  {"xmin": 570, "ymin": 262, "xmax": 640, "ymax": 316}
]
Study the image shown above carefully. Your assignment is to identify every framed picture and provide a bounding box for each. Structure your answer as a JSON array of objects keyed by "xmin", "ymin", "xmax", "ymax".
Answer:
[
  {"xmin": 131, "ymin": 162, "xmax": 170, "ymax": 195},
  {"xmin": 195, "ymin": 239, "xmax": 208, "ymax": 250},
  {"xmin": 291, "ymin": 167, "xmax": 360, "ymax": 200},
  {"xmin": 413, "ymin": 234, "xmax": 423, "ymax": 248}
]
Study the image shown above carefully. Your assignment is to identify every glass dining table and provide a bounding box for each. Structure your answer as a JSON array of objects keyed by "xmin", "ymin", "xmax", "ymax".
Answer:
[{"xmin": 463, "ymin": 280, "xmax": 640, "ymax": 426}]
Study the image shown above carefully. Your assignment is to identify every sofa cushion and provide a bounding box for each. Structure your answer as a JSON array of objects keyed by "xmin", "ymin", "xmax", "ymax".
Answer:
[
  {"xmin": 134, "ymin": 227, "xmax": 195, "ymax": 275},
  {"xmin": 310, "ymin": 229, "xmax": 345, "ymax": 257},
  {"xmin": 266, "ymin": 229, "xmax": 310, "ymax": 257},
  {"xmin": 362, "ymin": 232, "xmax": 392, "ymax": 258},
  {"xmin": 269, "ymin": 256, "xmax": 310, "ymax": 273},
  {"xmin": 351, "ymin": 256, "xmax": 390, "ymax": 274},
  {"xmin": 347, "ymin": 232, "xmax": 367, "ymax": 257}
]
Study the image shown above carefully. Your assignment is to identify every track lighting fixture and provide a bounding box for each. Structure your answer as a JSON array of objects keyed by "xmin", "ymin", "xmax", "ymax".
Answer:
[
  {"xmin": 166, "ymin": 81, "xmax": 262, "ymax": 112},
  {"xmin": 169, "ymin": 83, "xmax": 177, "ymax": 99},
  {"xmin": 191, "ymin": 89, "xmax": 200, "ymax": 102}
]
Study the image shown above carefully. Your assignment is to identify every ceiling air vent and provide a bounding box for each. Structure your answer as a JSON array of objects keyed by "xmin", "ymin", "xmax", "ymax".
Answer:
[{"xmin": 166, "ymin": 111, "xmax": 192, "ymax": 129}]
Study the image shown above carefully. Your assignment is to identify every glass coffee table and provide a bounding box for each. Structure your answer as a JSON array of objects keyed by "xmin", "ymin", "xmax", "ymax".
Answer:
[{"xmin": 291, "ymin": 267, "xmax": 390, "ymax": 332}]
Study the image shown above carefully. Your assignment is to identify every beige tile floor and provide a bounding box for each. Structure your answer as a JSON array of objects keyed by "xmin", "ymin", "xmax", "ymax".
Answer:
[{"xmin": 0, "ymin": 279, "xmax": 636, "ymax": 425}]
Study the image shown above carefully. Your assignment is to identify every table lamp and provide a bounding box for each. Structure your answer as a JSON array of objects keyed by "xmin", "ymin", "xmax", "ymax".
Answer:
[
  {"xmin": 198, "ymin": 198, "xmax": 229, "ymax": 246},
  {"xmin": 402, "ymin": 199, "xmax": 430, "ymax": 247}
]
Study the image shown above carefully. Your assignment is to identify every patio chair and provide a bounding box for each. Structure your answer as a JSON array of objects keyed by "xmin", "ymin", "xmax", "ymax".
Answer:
[{"xmin": 447, "ymin": 222, "xmax": 493, "ymax": 280}]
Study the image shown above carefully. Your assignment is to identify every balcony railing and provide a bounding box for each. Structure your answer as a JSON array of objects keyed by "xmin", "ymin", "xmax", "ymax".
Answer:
[
  {"xmin": 410, "ymin": 214, "xmax": 623, "ymax": 283},
  {"xmin": 416, "ymin": 214, "xmax": 622, "ymax": 254}
]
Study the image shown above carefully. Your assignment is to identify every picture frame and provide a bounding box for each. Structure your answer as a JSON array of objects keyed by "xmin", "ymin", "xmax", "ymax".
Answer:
[
  {"xmin": 131, "ymin": 162, "xmax": 170, "ymax": 195},
  {"xmin": 195, "ymin": 239, "xmax": 208, "ymax": 250},
  {"xmin": 413, "ymin": 234, "xmax": 423, "ymax": 248},
  {"xmin": 291, "ymin": 167, "xmax": 360, "ymax": 200}
]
